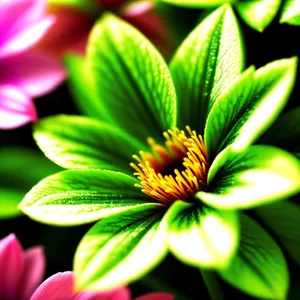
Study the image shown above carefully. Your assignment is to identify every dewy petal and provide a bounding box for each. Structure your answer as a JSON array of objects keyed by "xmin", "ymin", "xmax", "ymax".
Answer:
[
  {"xmin": 30, "ymin": 272, "xmax": 74, "ymax": 300},
  {"xmin": 0, "ymin": 234, "xmax": 25, "ymax": 299},
  {"xmin": 0, "ymin": 85, "xmax": 37, "ymax": 130},
  {"xmin": 134, "ymin": 292, "xmax": 174, "ymax": 300},
  {"xmin": 197, "ymin": 145, "xmax": 300, "ymax": 210},
  {"xmin": 19, "ymin": 246, "xmax": 46, "ymax": 300},
  {"xmin": 0, "ymin": 17, "xmax": 54, "ymax": 59},
  {"xmin": 165, "ymin": 201, "xmax": 239, "ymax": 269},
  {"xmin": 1, "ymin": 51, "xmax": 66, "ymax": 97}
]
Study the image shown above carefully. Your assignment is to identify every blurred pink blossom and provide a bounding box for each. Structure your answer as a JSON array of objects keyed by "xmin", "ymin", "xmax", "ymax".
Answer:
[
  {"xmin": 36, "ymin": 0, "xmax": 174, "ymax": 58},
  {"xmin": 0, "ymin": 234, "xmax": 174, "ymax": 300},
  {"xmin": 0, "ymin": 0, "xmax": 66, "ymax": 130}
]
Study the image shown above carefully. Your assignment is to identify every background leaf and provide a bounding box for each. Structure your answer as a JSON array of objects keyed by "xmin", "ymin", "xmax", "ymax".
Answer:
[
  {"xmin": 34, "ymin": 115, "xmax": 147, "ymax": 173},
  {"xmin": 197, "ymin": 145, "xmax": 300, "ymax": 209},
  {"xmin": 236, "ymin": 0, "xmax": 281, "ymax": 32},
  {"xmin": 19, "ymin": 170, "xmax": 159, "ymax": 225},
  {"xmin": 157, "ymin": 0, "xmax": 235, "ymax": 8},
  {"xmin": 88, "ymin": 14, "xmax": 176, "ymax": 143},
  {"xmin": 255, "ymin": 201, "xmax": 300, "ymax": 265},
  {"xmin": 0, "ymin": 147, "xmax": 60, "ymax": 219},
  {"xmin": 170, "ymin": 4, "xmax": 243, "ymax": 134},
  {"xmin": 280, "ymin": 0, "xmax": 300, "ymax": 25},
  {"xmin": 74, "ymin": 207, "xmax": 167, "ymax": 290},
  {"xmin": 219, "ymin": 213, "xmax": 289, "ymax": 299}
]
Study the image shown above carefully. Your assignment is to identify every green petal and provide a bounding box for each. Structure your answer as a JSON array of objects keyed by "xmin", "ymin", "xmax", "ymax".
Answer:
[
  {"xmin": 197, "ymin": 145, "xmax": 300, "ymax": 209},
  {"xmin": 19, "ymin": 169, "xmax": 159, "ymax": 226},
  {"xmin": 34, "ymin": 115, "xmax": 146, "ymax": 173},
  {"xmin": 255, "ymin": 201, "xmax": 300, "ymax": 265},
  {"xmin": 0, "ymin": 147, "xmax": 60, "ymax": 219},
  {"xmin": 280, "ymin": 0, "xmax": 300, "ymax": 25},
  {"xmin": 157, "ymin": 0, "xmax": 235, "ymax": 8},
  {"xmin": 170, "ymin": 4, "xmax": 243, "ymax": 133},
  {"xmin": 87, "ymin": 14, "xmax": 176, "ymax": 143},
  {"xmin": 166, "ymin": 201, "xmax": 239, "ymax": 268},
  {"xmin": 66, "ymin": 55, "xmax": 110, "ymax": 122},
  {"xmin": 259, "ymin": 107, "xmax": 300, "ymax": 154},
  {"xmin": 236, "ymin": 0, "xmax": 281, "ymax": 32},
  {"xmin": 205, "ymin": 58, "xmax": 297, "ymax": 159},
  {"xmin": 219, "ymin": 213, "xmax": 289, "ymax": 299},
  {"xmin": 74, "ymin": 207, "xmax": 167, "ymax": 290}
]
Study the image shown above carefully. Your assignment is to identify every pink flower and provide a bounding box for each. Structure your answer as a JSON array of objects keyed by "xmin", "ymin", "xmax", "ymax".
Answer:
[
  {"xmin": 36, "ymin": 0, "xmax": 174, "ymax": 59},
  {"xmin": 0, "ymin": 0, "xmax": 66, "ymax": 130},
  {"xmin": 0, "ymin": 234, "xmax": 174, "ymax": 300}
]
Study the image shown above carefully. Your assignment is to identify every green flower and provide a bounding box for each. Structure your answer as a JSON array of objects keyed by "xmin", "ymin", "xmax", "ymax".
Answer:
[
  {"xmin": 158, "ymin": 0, "xmax": 300, "ymax": 31},
  {"xmin": 20, "ymin": 5, "xmax": 300, "ymax": 299}
]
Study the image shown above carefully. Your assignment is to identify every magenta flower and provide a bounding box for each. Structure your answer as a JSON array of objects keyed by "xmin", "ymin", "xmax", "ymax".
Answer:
[
  {"xmin": 0, "ymin": 0, "xmax": 66, "ymax": 130},
  {"xmin": 0, "ymin": 234, "xmax": 173, "ymax": 300}
]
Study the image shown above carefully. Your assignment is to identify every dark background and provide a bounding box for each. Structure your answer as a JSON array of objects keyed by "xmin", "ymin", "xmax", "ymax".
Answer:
[{"xmin": 1, "ymin": 4, "xmax": 300, "ymax": 299}]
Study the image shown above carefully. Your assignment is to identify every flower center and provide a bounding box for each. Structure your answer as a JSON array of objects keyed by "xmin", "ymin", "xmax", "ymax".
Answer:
[{"xmin": 130, "ymin": 127, "xmax": 209, "ymax": 206}]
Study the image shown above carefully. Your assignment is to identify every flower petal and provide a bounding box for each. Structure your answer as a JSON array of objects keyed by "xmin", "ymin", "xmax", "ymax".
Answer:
[
  {"xmin": 20, "ymin": 246, "xmax": 46, "ymax": 300},
  {"xmin": 219, "ymin": 213, "xmax": 289, "ymax": 299},
  {"xmin": 0, "ymin": 85, "xmax": 37, "ymax": 129},
  {"xmin": 165, "ymin": 201, "xmax": 239, "ymax": 269},
  {"xmin": 74, "ymin": 207, "xmax": 167, "ymax": 290},
  {"xmin": 87, "ymin": 14, "xmax": 176, "ymax": 143},
  {"xmin": 30, "ymin": 272, "xmax": 74, "ymax": 300},
  {"xmin": 170, "ymin": 4, "xmax": 243, "ymax": 134},
  {"xmin": 19, "ymin": 170, "xmax": 160, "ymax": 226},
  {"xmin": 134, "ymin": 292, "xmax": 174, "ymax": 300},
  {"xmin": 75, "ymin": 287, "xmax": 131, "ymax": 300},
  {"xmin": 0, "ymin": 17, "xmax": 54, "ymax": 59},
  {"xmin": 33, "ymin": 115, "xmax": 147, "ymax": 172},
  {"xmin": 1, "ymin": 51, "xmax": 65, "ymax": 97},
  {"xmin": 205, "ymin": 58, "xmax": 297, "ymax": 159},
  {"xmin": 197, "ymin": 145, "xmax": 300, "ymax": 209},
  {"xmin": 255, "ymin": 201, "xmax": 300, "ymax": 266},
  {"xmin": 0, "ymin": 234, "xmax": 24, "ymax": 299}
]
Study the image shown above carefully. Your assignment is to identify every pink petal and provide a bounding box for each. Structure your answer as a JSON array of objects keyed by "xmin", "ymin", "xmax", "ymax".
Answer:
[
  {"xmin": 35, "ymin": 7, "xmax": 92, "ymax": 57},
  {"xmin": 19, "ymin": 246, "xmax": 46, "ymax": 300},
  {"xmin": 134, "ymin": 293, "xmax": 174, "ymax": 300},
  {"xmin": 75, "ymin": 286, "xmax": 131, "ymax": 300},
  {"xmin": 1, "ymin": 50, "xmax": 66, "ymax": 97},
  {"xmin": 0, "ymin": 84, "xmax": 37, "ymax": 129},
  {"xmin": 30, "ymin": 272, "xmax": 75, "ymax": 300},
  {"xmin": 0, "ymin": 234, "xmax": 25, "ymax": 299},
  {"xmin": 0, "ymin": 16, "xmax": 54, "ymax": 59}
]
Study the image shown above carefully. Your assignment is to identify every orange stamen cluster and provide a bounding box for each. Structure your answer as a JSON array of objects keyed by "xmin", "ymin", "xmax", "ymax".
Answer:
[{"xmin": 130, "ymin": 126, "xmax": 209, "ymax": 206}]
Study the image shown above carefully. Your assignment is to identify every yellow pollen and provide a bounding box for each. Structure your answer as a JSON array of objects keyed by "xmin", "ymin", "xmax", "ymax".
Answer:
[{"xmin": 130, "ymin": 126, "xmax": 209, "ymax": 206}]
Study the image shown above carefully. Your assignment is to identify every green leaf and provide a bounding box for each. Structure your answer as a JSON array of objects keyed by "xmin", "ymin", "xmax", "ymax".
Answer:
[
  {"xmin": 200, "ymin": 270, "xmax": 225, "ymax": 300},
  {"xmin": 280, "ymin": 0, "xmax": 300, "ymax": 25},
  {"xmin": 205, "ymin": 58, "xmax": 297, "ymax": 158},
  {"xmin": 165, "ymin": 201, "xmax": 239, "ymax": 268},
  {"xmin": 66, "ymin": 55, "xmax": 110, "ymax": 122},
  {"xmin": 157, "ymin": 0, "xmax": 235, "ymax": 8},
  {"xmin": 87, "ymin": 14, "xmax": 176, "ymax": 143},
  {"xmin": 0, "ymin": 147, "xmax": 60, "ymax": 219},
  {"xmin": 236, "ymin": 0, "xmax": 281, "ymax": 32},
  {"xmin": 197, "ymin": 145, "xmax": 300, "ymax": 209},
  {"xmin": 259, "ymin": 107, "xmax": 300, "ymax": 154},
  {"xmin": 255, "ymin": 201, "xmax": 300, "ymax": 265},
  {"xmin": 19, "ymin": 170, "xmax": 160, "ymax": 226},
  {"xmin": 170, "ymin": 4, "xmax": 243, "ymax": 133},
  {"xmin": 219, "ymin": 213, "xmax": 289, "ymax": 299},
  {"xmin": 74, "ymin": 207, "xmax": 167, "ymax": 290},
  {"xmin": 34, "ymin": 115, "xmax": 146, "ymax": 173}
]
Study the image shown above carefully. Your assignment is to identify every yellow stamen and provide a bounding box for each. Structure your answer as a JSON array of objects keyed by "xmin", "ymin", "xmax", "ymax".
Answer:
[{"xmin": 130, "ymin": 126, "xmax": 209, "ymax": 206}]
